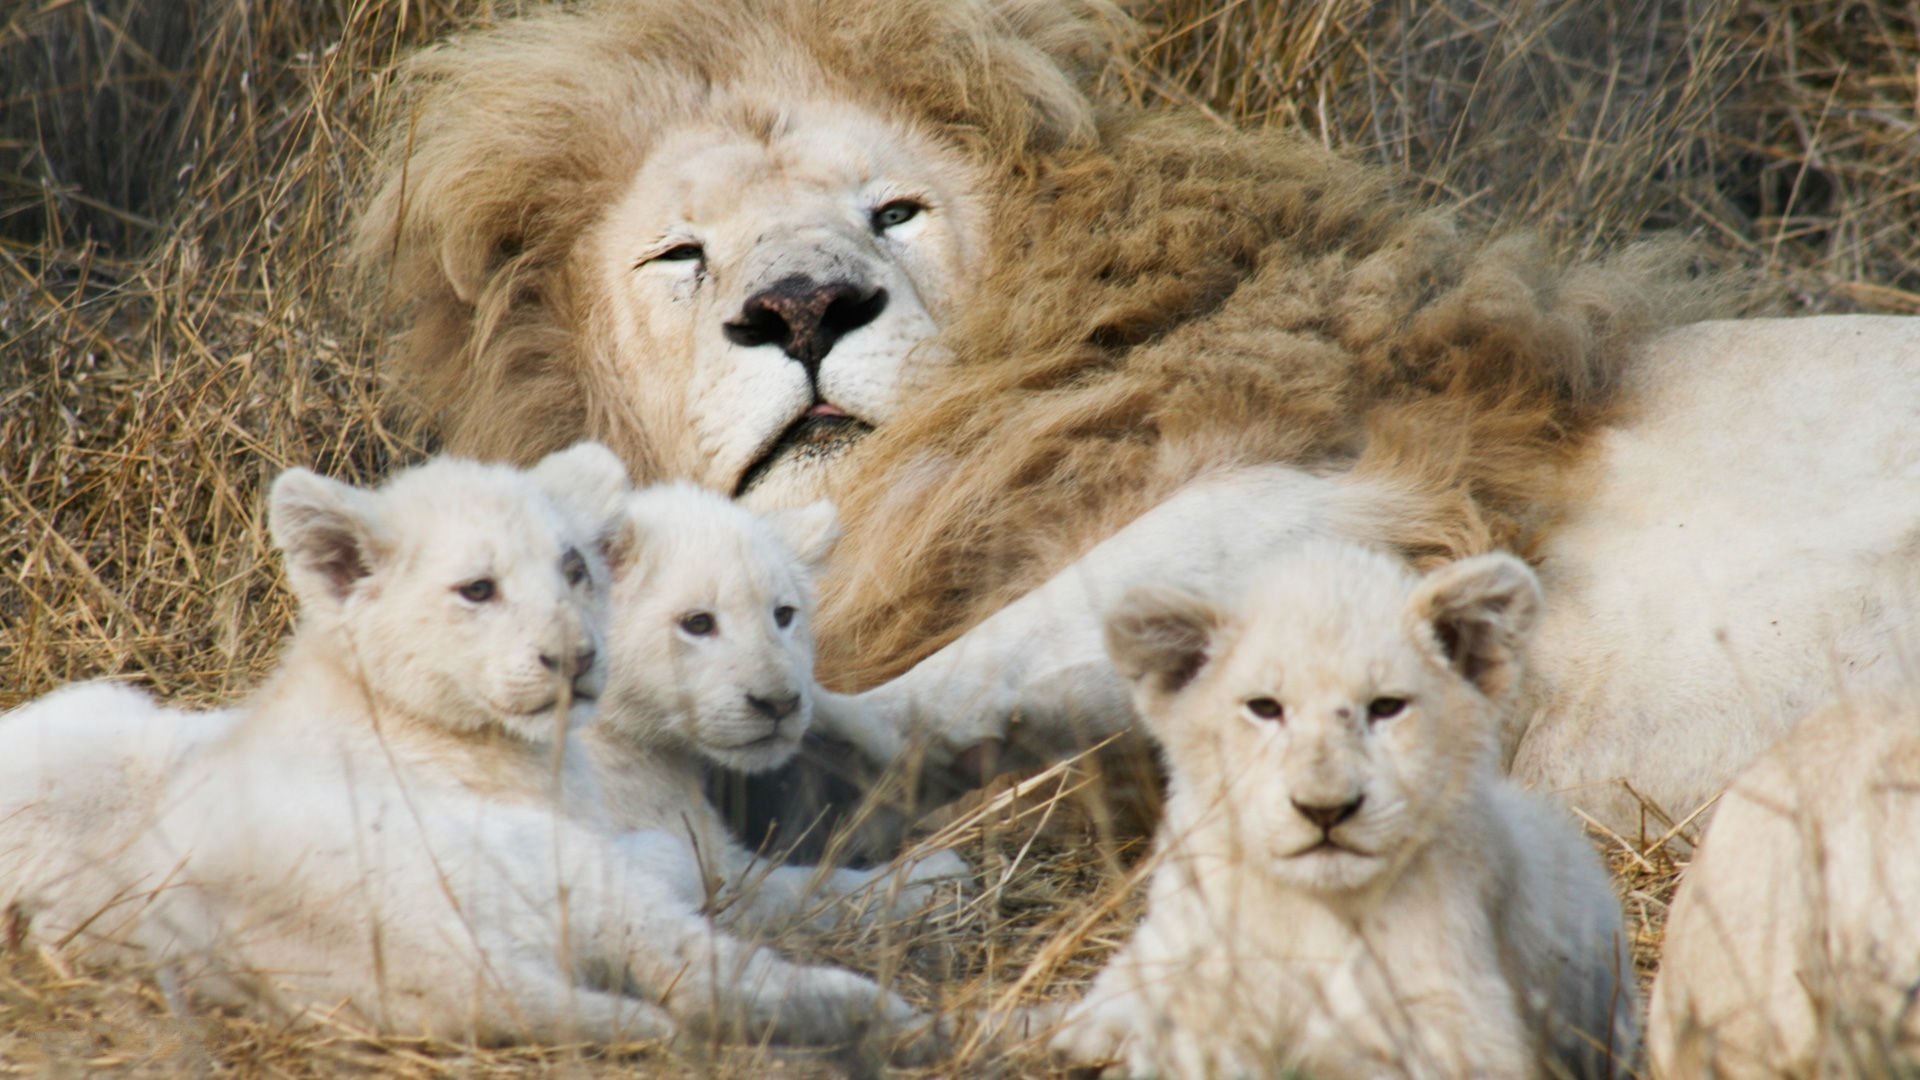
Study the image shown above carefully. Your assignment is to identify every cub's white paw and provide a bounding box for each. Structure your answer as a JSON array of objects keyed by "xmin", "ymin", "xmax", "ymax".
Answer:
[
  {"xmin": 902, "ymin": 848, "xmax": 970, "ymax": 885},
  {"xmin": 1048, "ymin": 998, "xmax": 1137, "ymax": 1073}
]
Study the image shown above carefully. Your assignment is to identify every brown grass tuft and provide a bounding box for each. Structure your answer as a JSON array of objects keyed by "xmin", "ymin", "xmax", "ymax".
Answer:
[{"xmin": 4, "ymin": 0, "xmax": 1918, "ymax": 1073}]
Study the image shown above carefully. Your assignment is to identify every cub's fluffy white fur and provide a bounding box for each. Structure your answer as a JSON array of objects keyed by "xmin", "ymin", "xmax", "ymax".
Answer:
[
  {"xmin": 1648, "ymin": 694, "xmax": 1920, "ymax": 1078},
  {"xmin": 1045, "ymin": 542, "xmax": 1635, "ymax": 1079},
  {"xmin": 0, "ymin": 446, "xmax": 927, "ymax": 1052},
  {"xmin": 584, "ymin": 483, "xmax": 967, "ymax": 929}
]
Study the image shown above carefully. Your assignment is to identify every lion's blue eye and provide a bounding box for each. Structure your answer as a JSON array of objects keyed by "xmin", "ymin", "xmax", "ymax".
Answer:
[
  {"xmin": 1245, "ymin": 697, "xmax": 1284, "ymax": 722},
  {"xmin": 870, "ymin": 200, "xmax": 924, "ymax": 232},
  {"xmin": 679, "ymin": 612, "xmax": 716, "ymax": 636},
  {"xmin": 649, "ymin": 243, "xmax": 704, "ymax": 263},
  {"xmin": 457, "ymin": 578, "xmax": 496, "ymax": 603}
]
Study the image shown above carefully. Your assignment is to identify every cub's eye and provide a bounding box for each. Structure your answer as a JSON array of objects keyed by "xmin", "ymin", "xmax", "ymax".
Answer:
[
  {"xmin": 646, "ymin": 242, "xmax": 705, "ymax": 265},
  {"xmin": 679, "ymin": 612, "xmax": 717, "ymax": 637},
  {"xmin": 561, "ymin": 549, "xmax": 589, "ymax": 588},
  {"xmin": 773, "ymin": 605, "xmax": 797, "ymax": 629},
  {"xmin": 1368, "ymin": 696, "xmax": 1408, "ymax": 722},
  {"xmin": 456, "ymin": 578, "xmax": 497, "ymax": 603},
  {"xmin": 1244, "ymin": 697, "xmax": 1285, "ymax": 722},
  {"xmin": 870, "ymin": 199, "xmax": 924, "ymax": 233}
]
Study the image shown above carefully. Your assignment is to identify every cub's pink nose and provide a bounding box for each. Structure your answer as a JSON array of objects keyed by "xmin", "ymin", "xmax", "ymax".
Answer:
[{"xmin": 746, "ymin": 693, "xmax": 801, "ymax": 722}]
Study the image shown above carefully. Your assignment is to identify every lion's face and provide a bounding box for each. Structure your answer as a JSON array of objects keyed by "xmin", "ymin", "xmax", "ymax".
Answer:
[{"xmin": 591, "ymin": 100, "xmax": 989, "ymax": 508}]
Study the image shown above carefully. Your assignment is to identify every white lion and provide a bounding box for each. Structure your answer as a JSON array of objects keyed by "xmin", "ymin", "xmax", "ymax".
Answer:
[
  {"xmin": 0, "ymin": 446, "xmax": 930, "ymax": 1053},
  {"xmin": 359, "ymin": 0, "xmax": 1920, "ymax": 838},
  {"xmin": 1041, "ymin": 542, "xmax": 1636, "ymax": 1079},
  {"xmin": 1647, "ymin": 693, "xmax": 1920, "ymax": 1078},
  {"xmin": 584, "ymin": 481, "xmax": 969, "ymax": 928}
]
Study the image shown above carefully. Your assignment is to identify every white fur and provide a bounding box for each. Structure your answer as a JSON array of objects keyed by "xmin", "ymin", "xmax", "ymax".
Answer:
[
  {"xmin": 593, "ymin": 100, "xmax": 986, "ymax": 509},
  {"xmin": 1042, "ymin": 542, "xmax": 1636, "ymax": 1079},
  {"xmin": 0, "ymin": 448, "xmax": 929, "ymax": 1052},
  {"xmin": 0, "ymin": 682, "xmax": 235, "ymax": 964},
  {"xmin": 1647, "ymin": 693, "xmax": 1920, "ymax": 1078},
  {"xmin": 1512, "ymin": 315, "xmax": 1920, "ymax": 833},
  {"xmin": 586, "ymin": 483, "xmax": 968, "ymax": 931},
  {"xmin": 839, "ymin": 315, "xmax": 1920, "ymax": 838}
]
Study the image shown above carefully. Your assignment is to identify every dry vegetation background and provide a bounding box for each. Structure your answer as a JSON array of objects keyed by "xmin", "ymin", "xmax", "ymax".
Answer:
[{"xmin": 2, "ymin": 0, "xmax": 1918, "ymax": 1074}]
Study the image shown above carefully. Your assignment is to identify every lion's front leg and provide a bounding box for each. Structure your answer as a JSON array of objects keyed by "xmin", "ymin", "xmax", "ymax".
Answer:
[
  {"xmin": 827, "ymin": 465, "xmax": 1391, "ymax": 776},
  {"xmin": 576, "ymin": 830, "xmax": 938, "ymax": 1058}
]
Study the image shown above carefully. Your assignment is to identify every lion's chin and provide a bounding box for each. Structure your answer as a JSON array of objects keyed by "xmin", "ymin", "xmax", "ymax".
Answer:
[{"xmin": 735, "ymin": 414, "xmax": 871, "ymax": 507}]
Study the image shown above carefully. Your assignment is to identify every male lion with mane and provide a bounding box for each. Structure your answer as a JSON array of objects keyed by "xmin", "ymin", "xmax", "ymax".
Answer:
[{"xmin": 358, "ymin": 0, "xmax": 1920, "ymax": 839}]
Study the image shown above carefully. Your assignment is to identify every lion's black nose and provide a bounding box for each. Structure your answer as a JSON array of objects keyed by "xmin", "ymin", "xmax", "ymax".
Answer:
[
  {"xmin": 1292, "ymin": 795, "xmax": 1364, "ymax": 832},
  {"xmin": 725, "ymin": 275, "xmax": 888, "ymax": 371}
]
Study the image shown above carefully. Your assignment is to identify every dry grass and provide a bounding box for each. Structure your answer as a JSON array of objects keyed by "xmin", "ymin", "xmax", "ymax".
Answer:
[{"xmin": 3, "ymin": 0, "xmax": 1917, "ymax": 1073}]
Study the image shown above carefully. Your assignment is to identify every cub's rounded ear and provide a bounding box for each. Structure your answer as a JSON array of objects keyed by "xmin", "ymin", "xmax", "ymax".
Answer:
[
  {"xmin": 268, "ymin": 469, "xmax": 389, "ymax": 608},
  {"xmin": 765, "ymin": 500, "xmax": 841, "ymax": 571},
  {"xmin": 1406, "ymin": 552, "xmax": 1542, "ymax": 699},
  {"xmin": 1104, "ymin": 585, "xmax": 1225, "ymax": 699},
  {"xmin": 600, "ymin": 505, "xmax": 648, "ymax": 580},
  {"xmin": 531, "ymin": 441, "xmax": 631, "ymax": 534}
]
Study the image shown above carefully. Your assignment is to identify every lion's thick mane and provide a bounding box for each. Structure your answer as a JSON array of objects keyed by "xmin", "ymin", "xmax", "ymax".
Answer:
[
  {"xmin": 357, "ymin": 0, "xmax": 1727, "ymax": 691},
  {"xmin": 356, "ymin": 0, "xmax": 1113, "ymax": 471}
]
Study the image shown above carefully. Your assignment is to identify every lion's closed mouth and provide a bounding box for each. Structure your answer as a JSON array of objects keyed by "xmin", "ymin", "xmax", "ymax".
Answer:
[
  {"xmin": 736, "ymin": 412, "xmax": 872, "ymax": 496},
  {"xmin": 727, "ymin": 733, "xmax": 790, "ymax": 750},
  {"xmin": 1292, "ymin": 838, "xmax": 1368, "ymax": 858}
]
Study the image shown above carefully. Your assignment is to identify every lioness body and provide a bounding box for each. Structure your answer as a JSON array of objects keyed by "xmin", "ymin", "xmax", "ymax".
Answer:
[
  {"xmin": 1648, "ymin": 695, "xmax": 1920, "ymax": 1078},
  {"xmin": 1045, "ymin": 544, "xmax": 1634, "ymax": 1078}
]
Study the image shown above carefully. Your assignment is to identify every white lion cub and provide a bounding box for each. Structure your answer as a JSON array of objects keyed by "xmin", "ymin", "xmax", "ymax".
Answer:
[
  {"xmin": 0, "ymin": 446, "xmax": 930, "ymax": 1052},
  {"xmin": 585, "ymin": 482, "xmax": 967, "ymax": 929},
  {"xmin": 1046, "ymin": 541, "xmax": 1636, "ymax": 1079}
]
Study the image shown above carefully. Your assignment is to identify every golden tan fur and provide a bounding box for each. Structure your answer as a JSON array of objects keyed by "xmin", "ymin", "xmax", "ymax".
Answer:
[{"xmin": 356, "ymin": 0, "xmax": 1726, "ymax": 692}]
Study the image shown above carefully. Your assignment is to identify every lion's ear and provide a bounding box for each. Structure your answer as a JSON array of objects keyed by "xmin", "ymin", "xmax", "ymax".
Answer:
[
  {"xmin": 764, "ymin": 500, "xmax": 841, "ymax": 572},
  {"xmin": 439, "ymin": 242, "xmax": 481, "ymax": 306},
  {"xmin": 1105, "ymin": 585, "xmax": 1225, "ymax": 705},
  {"xmin": 269, "ymin": 469, "xmax": 390, "ymax": 611},
  {"xmin": 1406, "ymin": 552, "xmax": 1541, "ymax": 699},
  {"xmin": 531, "ymin": 440, "xmax": 632, "ymax": 541},
  {"xmin": 437, "ymin": 227, "xmax": 522, "ymax": 306}
]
